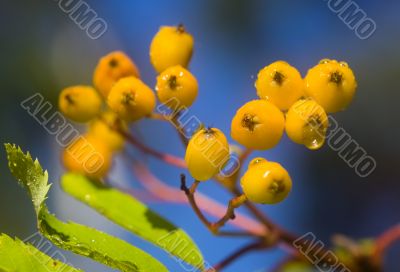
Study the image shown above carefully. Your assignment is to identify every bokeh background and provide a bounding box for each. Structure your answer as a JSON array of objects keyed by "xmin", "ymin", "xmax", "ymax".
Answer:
[{"xmin": 1, "ymin": 0, "xmax": 399, "ymax": 271}]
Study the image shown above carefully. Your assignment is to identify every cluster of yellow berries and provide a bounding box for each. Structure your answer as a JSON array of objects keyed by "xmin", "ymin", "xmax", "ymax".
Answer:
[
  {"xmin": 185, "ymin": 58, "xmax": 356, "ymax": 204},
  {"xmin": 232, "ymin": 59, "xmax": 357, "ymax": 151},
  {"xmin": 58, "ymin": 25, "xmax": 198, "ymax": 179},
  {"xmin": 57, "ymin": 24, "xmax": 357, "ymax": 205}
]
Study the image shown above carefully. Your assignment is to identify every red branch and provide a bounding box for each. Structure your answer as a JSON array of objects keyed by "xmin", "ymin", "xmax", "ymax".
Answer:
[
  {"xmin": 118, "ymin": 128, "xmax": 187, "ymax": 168},
  {"xmin": 374, "ymin": 224, "xmax": 400, "ymax": 263},
  {"xmin": 131, "ymin": 161, "xmax": 267, "ymax": 236},
  {"xmin": 208, "ymin": 241, "xmax": 267, "ymax": 271}
]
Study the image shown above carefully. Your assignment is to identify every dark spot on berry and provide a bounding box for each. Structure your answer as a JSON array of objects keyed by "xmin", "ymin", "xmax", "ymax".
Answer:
[
  {"xmin": 330, "ymin": 71, "xmax": 343, "ymax": 85},
  {"xmin": 268, "ymin": 179, "xmax": 285, "ymax": 195},
  {"xmin": 241, "ymin": 114, "xmax": 258, "ymax": 132},
  {"xmin": 122, "ymin": 92, "xmax": 135, "ymax": 105},
  {"xmin": 65, "ymin": 94, "xmax": 74, "ymax": 105},
  {"xmin": 307, "ymin": 114, "xmax": 322, "ymax": 127},
  {"xmin": 177, "ymin": 23, "xmax": 185, "ymax": 33},
  {"xmin": 305, "ymin": 114, "xmax": 326, "ymax": 135},
  {"xmin": 168, "ymin": 75, "xmax": 178, "ymax": 90},
  {"xmin": 109, "ymin": 58, "xmax": 118, "ymax": 68},
  {"xmin": 273, "ymin": 71, "xmax": 285, "ymax": 85},
  {"xmin": 204, "ymin": 127, "xmax": 216, "ymax": 136}
]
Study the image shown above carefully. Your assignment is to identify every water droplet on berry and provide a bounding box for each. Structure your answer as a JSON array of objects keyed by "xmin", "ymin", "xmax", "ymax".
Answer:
[
  {"xmin": 319, "ymin": 59, "xmax": 331, "ymax": 64},
  {"xmin": 249, "ymin": 157, "xmax": 267, "ymax": 168},
  {"xmin": 303, "ymin": 115, "xmax": 326, "ymax": 150}
]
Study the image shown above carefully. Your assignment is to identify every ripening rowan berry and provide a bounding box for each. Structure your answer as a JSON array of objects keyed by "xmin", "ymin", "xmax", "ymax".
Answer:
[
  {"xmin": 231, "ymin": 100, "xmax": 285, "ymax": 150},
  {"xmin": 285, "ymin": 99, "xmax": 329, "ymax": 150},
  {"xmin": 248, "ymin": 157, "xmax": 268, "ymax": 168},
  {"xmin": 59, "ymin": 85, "xmax": 102, "ymax": 123},
  {"xmin": 155, "ymin": 65, "xmax": 198, "ymax": 108},
  {"xmin": 241, "ymin": 160, "xmax": 292, "ymax": 204},
  {"xmin": 62, "ymin": 134, "xmax": 112, "ymax": 179},
  {"xmin": 304, "ymin": 59, "xmax": 357, "ymax": 113},
  {"xmin": 107, "ymin": 76, "xmax": 156, "ymax": 122},
  {"xmin": 150, "ymin": 24, "xmax": 194, "ymax": 74},
  {"xmin": 88, "ymin": 111, "xmax": 127, "ymax": 152},
  {"xmin": 185, "ymin": 128, "xmax": 230, "ymax": 181},
  {"xmin": 255, "ymin": 61, "xmax": 304, "ymax": 110},
  {"xmin": 93, "ymin": 51, "xmax": 140, "ymax": 98}
]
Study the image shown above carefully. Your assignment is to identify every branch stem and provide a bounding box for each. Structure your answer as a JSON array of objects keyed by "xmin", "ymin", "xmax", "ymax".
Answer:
[
  {"xmin": 207, "ymin": 241, "xmax": 266, "ymax": 272},
  {"xmin": 180, "ymin": 174, "xmax": 254, "ymax": 237}
]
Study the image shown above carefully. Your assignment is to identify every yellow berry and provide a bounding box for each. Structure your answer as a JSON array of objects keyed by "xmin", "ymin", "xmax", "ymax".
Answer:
[
  {"xmin": 304, "ymin": 59, "xmax": 357, "ymax": 113},
  {"xmin": 107, "ymin": 76, "xmax": 156, "ymax": 122},
  {"xmin": 88, "ymin": 111, "xmax": 127, "ymax": 152},
  {"xmin": 231, "ymin": 100, "xmax": 285, "ymax": 150},
  {"xmin": 185, "ymin": 128, "xmax": 230, "ymax": 181},
  {"xmin": 285, "ymin": 99, "xmax": 329, "ymax": 150},
  {"xmin": 59, "ymin": 85, "xmax": 102, "ymax": 123},
  {"xmin": 155, "ymin": 65, "xmax": 198, "ymax": 108},
  {"xmin": 248, "ymin": 157, "xmax": 268, "ymax": 168},
  {"xmin": 62, "ymin": 134, "xmax": 112, "ymax": 179},
  {"xmin": 150, "ymin": 25, "xmax": 194, "ymax": 74},
  {"xmin": 93, "ymin": 51, "xmax": 140, "ymax": 98},
  {"xmin": 255, "ymin": 61, "xmax": 304, "ymax": 110},
  {"xmin": 241, "ymin": 160, "xmax": 292, "ymax": 204}
]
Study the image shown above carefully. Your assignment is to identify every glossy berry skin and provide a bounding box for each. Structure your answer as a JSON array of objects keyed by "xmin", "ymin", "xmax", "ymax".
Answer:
[
  {"xmin": 241, "ymin": 160, "xmax": 292, "ymax": 204},
  {"xmin": 155, "ymin": 65, "xmax": 198, "ymax": 108},
  {"xmin": 304, "ymin": 59, "xmax": 357, "ymax": 113},
  {"xmin": 255, "ymin": 61, "xmax": 305, "ymax": 111},
  {"xmin": 248, "ymin": 157, "xmax": 268, "ymax": 168},
  {"xmin": 185, "ymin": 128, "xmax": 230, "ymax": 181},
  {"xmin": 62, "ymin": 134, "xmax": 112, "ymax": 179},
  {"xmin": 285, "ymin": 99, "xmax": 329, "ymax": 150},
  {"xmin": 59, "ymin": 85, "xmax": 102, "ymax": 123},
  {"xmin": 107, "ymin": 76, "xmax": 156, "ymax": 122},
  {"xmin": 93, "ymin": 51, "xmax": 140, "ymax": 98},
  {"xmin": 150, "ymin": 25, "xmax": 194, "ymax": 74},
  {"xmin": 88, "ymin": 111, "xmax": 127, "ymax": 152},
  {"xmin": 231, "ymin": 100, "xmax": 285, "ymax": 150}
]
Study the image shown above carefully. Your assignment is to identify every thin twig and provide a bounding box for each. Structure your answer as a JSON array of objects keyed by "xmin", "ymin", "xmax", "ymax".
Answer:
[
  {"xmin": 100, "ymin": 115, "xmax": 187, "ymax": 168},
  {"xmin": 232, "ymin": 187, "xmax": 298, "ymax": 247},
  {"xmin": 373, "ymin": 224, "xmax": 400, "ymax": 264},
  {"xmin": 148, "ymin": 111, "xmax": 190, "ymax": 146},
  {"xmin": 148, "ymin": 113, "xmax": 169, "ymax": 121},
  {"xmin": 180, "ymin": 174, "xmax": 254, "ymax": 236},
  {"xmin": 119, "ymin": 128, "xmax": 187, "ymax": 168},
  {"xmin": 239, "ymin": 148, "xmax": 253, "ymax": 164},
  {"xmin": 232, "ymin": 187, "xmax": 274, "ymax": 229},
  {"xmin": 171, "ymin": 111, "xmax": 190, "ymax": 146},
  {"xmin": 132, "ymin": 162, "xmax": 266, "ymax": 235},
  {"xmin": 207, "ymin": 241, "xmax": 267, "ymax": 272}
]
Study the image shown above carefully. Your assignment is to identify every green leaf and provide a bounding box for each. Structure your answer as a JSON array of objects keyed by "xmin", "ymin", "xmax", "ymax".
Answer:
[
  {"xmin": 281, "ymin": 261, "xmax": 315, "ymax": 272},
  {"xmin": 0, "ymin": 233, "xmax": 81, "ymax": 272},
  {"xmin": 61, "ymin": 173, "xmax": 205, "ymax": 270},
  {"xmin": 5, "ymin": 145, "xmax": 51, "ymax": 215},
  {"xmin": 5, "ymin": 144, "xmax": 168, "ymax": 272}
]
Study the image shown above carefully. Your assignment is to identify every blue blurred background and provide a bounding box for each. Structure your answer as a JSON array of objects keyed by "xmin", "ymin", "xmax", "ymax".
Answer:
[{"xmin": 1, "ymin": 0, "xmax": 399, "ymax": 271}]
